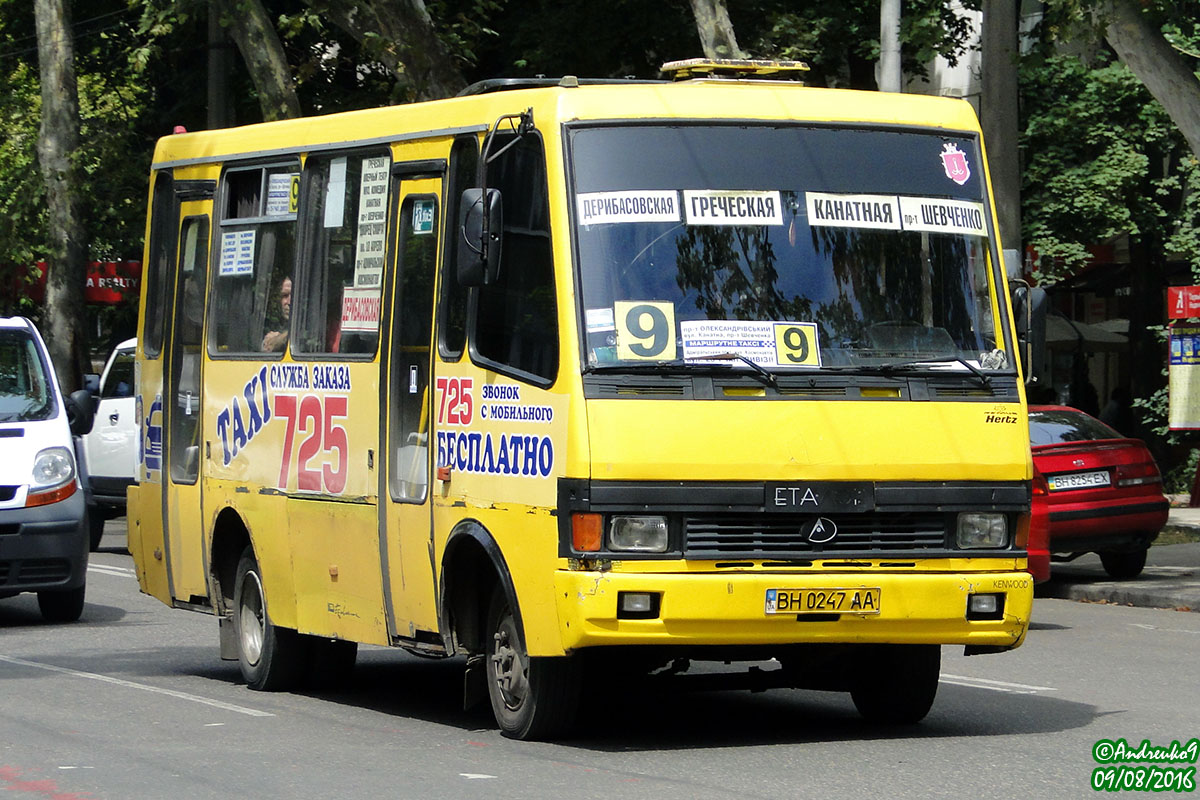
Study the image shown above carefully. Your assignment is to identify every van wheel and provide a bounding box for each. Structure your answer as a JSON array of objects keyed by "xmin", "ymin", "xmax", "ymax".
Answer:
[
  {"xmin": 485, "ymin": 585, "xmax": 580, "ymax": 740},
  {"xmin": 233, "ymin": 547, "xmax": 305, "ymax": 691},
  {"xmin": 850, "ymin": 644, "xmax": 940, "ymax": 724},
  {"xmin": 38, "ymin": 584, "xmax": 85, "ymax": 623},
  {"xmin": 1099, "ymin": 547, "xmax": 1148, "ymax": 580},
  {"xmin": 88, "ymin": 513, "xmax": 105, "ymax": 551}
]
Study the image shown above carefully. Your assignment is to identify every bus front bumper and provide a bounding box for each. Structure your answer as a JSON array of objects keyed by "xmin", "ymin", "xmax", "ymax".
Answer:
[{"xmin": 553, "ymin": 569, "xmax": 1032, "ymax": 653}]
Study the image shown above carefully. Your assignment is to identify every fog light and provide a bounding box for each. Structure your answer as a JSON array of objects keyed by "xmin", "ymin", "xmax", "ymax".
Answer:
[
  {"xmin": 617, "ymin": 591, "xmax": 660, "ymax": 620},
  {"xmin": 967, "ymin": 592, "xmax": 1004, "ymax": 620},
  {"xmin": 609, "ymin": 515, "xmax": 669, "ymax": 553},
  {"xmin": 957, "ymin": 513, "xmax": 1007, "ymax": 549}
]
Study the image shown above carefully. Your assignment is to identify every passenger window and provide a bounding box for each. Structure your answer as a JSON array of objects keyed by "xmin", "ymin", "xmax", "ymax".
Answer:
[
  {"xmin": 439, "ymin": 136, "xmax": 478, "ymax": 359},
  {"xmin": 295, "ymin": 152, "xmax": 391, "ymax": 357},
  {"xmin": 471, "ymin": 134, "xmax": 558, "ymax": 383},
  {"xmin": 209, "ymin": 163, "xmax": 299, "ymax": 355},
  {"xmin": 101, "ymin": 350, "xmax": 135, "ymax": 398},
  {"xmin": 142, "ymin": 172, "xmax": 176, "ymax": 358},
  {"xmin": 389, "ymin": 194, "xmax": 438, "ymax": 503}
]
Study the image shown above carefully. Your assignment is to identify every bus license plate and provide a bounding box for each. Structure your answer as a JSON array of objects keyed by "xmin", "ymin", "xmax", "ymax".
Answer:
[
  {"xmin": 1047, "ymin": 470, "xmax": 1110, "ymax": 492},
  {"xmin": 765, "ymin": 588, "xmax": 881, "ymax": 615}
]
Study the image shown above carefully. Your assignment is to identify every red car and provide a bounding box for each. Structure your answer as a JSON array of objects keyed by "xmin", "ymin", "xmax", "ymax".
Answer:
[{"xmin": 1028, "ymin": 405, "xmax": 1169, "ymax": 579}]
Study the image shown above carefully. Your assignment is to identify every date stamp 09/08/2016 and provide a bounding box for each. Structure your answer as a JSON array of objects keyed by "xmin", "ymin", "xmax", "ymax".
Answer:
[{"xmin": 1091, "ymin": 738, "xmax": 1198, "ymax": 793}]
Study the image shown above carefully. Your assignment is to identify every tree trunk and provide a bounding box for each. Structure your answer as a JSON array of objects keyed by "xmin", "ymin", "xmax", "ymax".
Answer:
[
  {"xmin": 1096, "ymin": 0, "xmax": 1200, "ymax": 163},
  {"xmin": 34, "ymin": 0, "xmax": 89, "ymax": 389},
  {"xmin": 687, "ymin": 0, "xmax": 746, "ymax": 60},
  {"xmin": 215, "ymin": 0, "xmax": 301, "ymax": 120},
  {"xmin": 981, "ymin": 0, "xmax": 1022, "ymax": 255},
  {"xmin": 878, "ymin": 0, "xmax": 902, "ymax": 92},
  {"xmin": 303, "ymin": 0, "xmax": 466, "ymax": 101}
]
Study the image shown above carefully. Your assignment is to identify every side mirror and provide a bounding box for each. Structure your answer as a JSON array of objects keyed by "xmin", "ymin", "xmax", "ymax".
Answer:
[
  {"xmin": 457, "ymin": 188, "xmax": 503, "ymax": 287},
  {"xmin": 1011, "ymin": 283, "xmax": 1048, "ymax": 387},
  {"xmin": 66, "ymin": 388, "xmax": 95, "ymax": 436}
]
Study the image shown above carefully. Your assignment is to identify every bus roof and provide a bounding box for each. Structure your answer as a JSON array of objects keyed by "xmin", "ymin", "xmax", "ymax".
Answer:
[{"xmin": 151, "ymin": 78, "xmax": 983, "ymax": 170}]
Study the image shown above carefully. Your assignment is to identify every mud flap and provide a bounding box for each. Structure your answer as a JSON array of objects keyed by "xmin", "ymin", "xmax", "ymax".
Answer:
[
  {"xmin": 463, "ymin": 653, "xmax": 487, "ymax": 710},
  {"xmin": 218, "ymin": 614, "xmax": 238, "ymax": 660}
]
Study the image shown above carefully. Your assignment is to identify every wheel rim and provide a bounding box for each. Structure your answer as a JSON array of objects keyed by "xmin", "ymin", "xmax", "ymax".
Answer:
[
  {"xmin": 238, "ymin": 570, "xmax": 266, "ymax": 667},
  {"xmin": 490, "ymin": 609, "xmax": 529, "ymax": 712}
]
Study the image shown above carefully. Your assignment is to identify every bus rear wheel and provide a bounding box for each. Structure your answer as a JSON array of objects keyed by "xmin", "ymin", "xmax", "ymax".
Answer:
[
  {"xmin": 233, "ymin": 547, "xmax": 305, "ymax": 691},
  {"xmin": 850, "ymin": 644, "xmax": 940, "ymax": 724},
  {"xmin": 485, "ymin": 585, "xmax": 580, "ymax": 740}
]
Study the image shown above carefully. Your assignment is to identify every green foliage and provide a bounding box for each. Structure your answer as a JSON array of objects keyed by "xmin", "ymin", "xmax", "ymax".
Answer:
[
  {"xmin": 744, "ymin": 0, "xmax": 980, "ymax": 88},
  {"xmin": 1019, "ymin": 51, "xmax": 1185, "ymax": 282}
]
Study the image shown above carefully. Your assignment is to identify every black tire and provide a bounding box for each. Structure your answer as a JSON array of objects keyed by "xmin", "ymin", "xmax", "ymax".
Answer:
[
  {"xmin": 850, "ymin": 644, "xmax": 940, "ymax": 724},
  {"xmin": 88, "ymin": 512, "xmax": 105, "ymax": 551},
  {"xmin": 305, "ymin": 637, "xmax": 358, "ymax": 689},
  {"xmin": 38, "ymin": 584, "xmax": 86, "ymax": 623},
  {"xmin": 1100, "ymin": 547, "xmax": 1148, "ymax": 580},
  {"xmin": 232, "ymin": 547, "xmax": 307, "ymax": 691},
  {"xmin": 484, "ymin": 585, "xmax": 581, "ymax": 740}
]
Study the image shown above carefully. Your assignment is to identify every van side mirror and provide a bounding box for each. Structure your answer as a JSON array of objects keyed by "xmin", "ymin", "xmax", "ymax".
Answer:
[
  {"xmin": 1011, "ymin": 283, "xmax": 1048, "ymax": 387},
  {"xmin": 457, "ymin": 188, "xmax": 503, "ymax": 287},
  {"xmin": 66, "ymin": 388, "xmax": 95, "ymax": 436}
]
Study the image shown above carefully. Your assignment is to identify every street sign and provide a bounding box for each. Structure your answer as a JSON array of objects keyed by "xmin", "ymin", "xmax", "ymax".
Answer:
[{"xmin": 1168, "ymin": 285, "xmax": 1200, "ymax": 319}]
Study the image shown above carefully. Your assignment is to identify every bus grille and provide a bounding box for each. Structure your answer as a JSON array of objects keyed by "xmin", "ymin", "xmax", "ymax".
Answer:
[{"xmin": 684, "ymin": 513, "xmax": 948, "ymax": 559}]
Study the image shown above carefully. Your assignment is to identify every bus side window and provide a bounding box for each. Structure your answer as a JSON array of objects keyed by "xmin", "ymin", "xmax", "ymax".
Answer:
[
  {"xmin": 208, "ymin": 163, "xmax": 298, "ymax": 356},
  {"xmin": 470, "ymin": 133, "xmax": 558, "ymax": 384},
  {"xmin": 296, "ymin": 151, "xmax": 391, "ymax": 357},
  {"xmin": 439, "ymin": 135, "xmax": 478, "ymax": 360},
  {"xmin": 142, "ymin": 172, "xmax": 176, "ymax": 359}
]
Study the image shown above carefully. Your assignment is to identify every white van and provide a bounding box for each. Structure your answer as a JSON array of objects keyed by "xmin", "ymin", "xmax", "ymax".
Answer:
[
  {"xmin": 82, "ymin": 337, "xmax": 137, "ymax": 549},
  {"xmin": 0, "ymin": 316, "xmax": 94, "ymax": 622}
]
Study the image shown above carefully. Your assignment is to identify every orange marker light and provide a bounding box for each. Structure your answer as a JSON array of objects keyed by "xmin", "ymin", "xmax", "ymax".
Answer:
[{"xmin": 571, "ymin": 512, "xmax": 603, "ymax": 552}]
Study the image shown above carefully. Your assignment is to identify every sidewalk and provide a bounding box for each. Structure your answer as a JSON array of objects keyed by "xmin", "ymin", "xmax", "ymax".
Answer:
[{"xmin": 1037, "ymin": 506, "xmax": 1200, "ymax": 613}]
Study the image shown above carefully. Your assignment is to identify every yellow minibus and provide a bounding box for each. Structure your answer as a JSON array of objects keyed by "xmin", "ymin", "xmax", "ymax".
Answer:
[{"xmin": 129, "ymin": 60, "xmax": 1034, "ymax": 740}]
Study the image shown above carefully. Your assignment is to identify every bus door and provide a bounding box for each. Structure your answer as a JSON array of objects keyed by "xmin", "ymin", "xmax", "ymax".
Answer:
[
  {"xmin": 163, "ymin": 197, "xmax": 212, "ymax": 603},
  {"xmin": 135, "ymin": 177, "xmax": 214, "ymax": 604},
  {"xmin": 380, "ymin": 165, "xmax": 443, "ymax": 642}
]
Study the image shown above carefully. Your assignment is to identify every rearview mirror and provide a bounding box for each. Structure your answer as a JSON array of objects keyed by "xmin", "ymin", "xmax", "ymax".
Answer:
[
  {"xmin": 66, "ymin": 388, "xmax": 95, "ymax": 436},
  {"xmin": 457, "ymin": 188, "xmax": 503, "ymax": 287},
  {"xmin": 1011, "ymin": 283, "xmax": 1047, "ymax": 387}
]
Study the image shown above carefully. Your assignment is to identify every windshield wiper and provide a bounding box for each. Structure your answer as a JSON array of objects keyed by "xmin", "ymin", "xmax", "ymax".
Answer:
[
  {"xmin": 698, "ymin": 352, "xmax": 779, "ymax": 390},
  {"xmin": 831, "ymin": 356, "xmax": 992, "ymax": 388},
  {"xmin": 587, "ymin": 353, "xmax": 779, "ymax": 389}
]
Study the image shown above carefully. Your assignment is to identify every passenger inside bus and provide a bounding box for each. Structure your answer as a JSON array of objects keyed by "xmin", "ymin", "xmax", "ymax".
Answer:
[{"xmin": 262, "ymin": 276, "xmax": 291, "ymax": 352}]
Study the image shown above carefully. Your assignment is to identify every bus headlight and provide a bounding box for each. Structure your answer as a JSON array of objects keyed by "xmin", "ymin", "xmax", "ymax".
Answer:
[
  {"xmin": 609, "ymin": 516, "xmax": 669, "ymax": 553},
  {"xmin": 956, "ymin": 513, "xmax": 1007, "ymax": 549}
]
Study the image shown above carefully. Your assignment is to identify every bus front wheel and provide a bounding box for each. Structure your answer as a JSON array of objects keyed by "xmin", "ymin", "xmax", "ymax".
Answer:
[
  {"xmin": 484, "ymin": 585, "xmax": 580, "ymax": 740},
  {"xmin": 233, "ymin": 547, "xmax": 305, "ymax": 691},
  {"xmin": 850, "ymin": 644, "xmax": 940, "ymax": 724}
]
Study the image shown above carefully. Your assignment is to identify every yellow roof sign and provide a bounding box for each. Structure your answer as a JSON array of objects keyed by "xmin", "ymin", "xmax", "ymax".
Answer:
[{"xmin": 660, "ymin": 58, "xmax": 810, "ymax": 81}]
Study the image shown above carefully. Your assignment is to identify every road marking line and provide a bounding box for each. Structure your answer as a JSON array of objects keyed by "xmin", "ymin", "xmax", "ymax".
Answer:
[
  {"xmin": 940, "ymin": 674, "xmax": 1056, "ymax": 693},
  {"xmin": 460, "ymin": 774, "xmax": 497, "ymax": 780},
  {"xmin": 87, "ymin": 564, "xmax": 134, "ymax": 578},
  {"xmin": 0, "ymin": 655, "xmax": 274, "ymax": 717}
]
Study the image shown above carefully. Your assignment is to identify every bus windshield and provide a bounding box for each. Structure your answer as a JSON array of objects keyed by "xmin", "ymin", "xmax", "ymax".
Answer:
[{"xmin": 569, "ymin": 124, "xmax": 1008, "ymax": 373}]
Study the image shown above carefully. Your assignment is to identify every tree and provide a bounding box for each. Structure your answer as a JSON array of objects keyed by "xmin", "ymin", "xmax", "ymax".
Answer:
[
  {"xmin": 34, "ymin": 0, "xmax": 89, "ymax": 387},
  {"xmin": 687, "ymin": 0, "xmax": 745, "ymax": 60},
  {"xmin": 1091, "ymin": 0, "xmax": 1200, "ymax": 163},
  {"xmin": 215, "ymin": 0, "xmax": 300, "ymax": 119}
]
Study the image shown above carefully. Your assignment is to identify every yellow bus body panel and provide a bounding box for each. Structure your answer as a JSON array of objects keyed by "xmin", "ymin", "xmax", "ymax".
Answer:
[
  {"xmin": 587, "ymin": 399, "xmax": 1031, "ymax": 482},
  {"xmin": 554, "ymin": 569, "xmax": 1032, "ymax": 651}
]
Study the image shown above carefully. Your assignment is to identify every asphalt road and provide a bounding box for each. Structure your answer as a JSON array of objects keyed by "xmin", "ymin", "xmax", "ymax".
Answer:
[{"xmin": 2, "ymin": 520, "xmax": 1198, "ymax": 799}]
